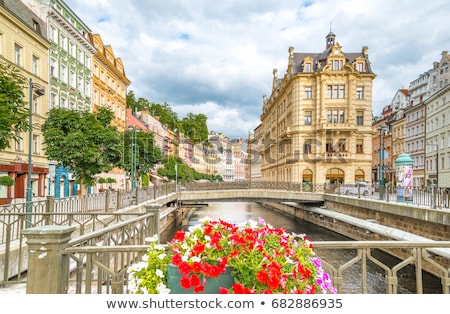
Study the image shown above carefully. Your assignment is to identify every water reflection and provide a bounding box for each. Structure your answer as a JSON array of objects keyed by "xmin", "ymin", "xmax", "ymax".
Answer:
[{"xmin": 161, "ymin": 202, "xmax": 441, "ymax": 294}]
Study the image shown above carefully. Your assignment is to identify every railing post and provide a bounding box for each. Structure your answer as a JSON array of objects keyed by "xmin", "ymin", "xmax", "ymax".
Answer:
[
  {"xmin": 144, "ymin": 203, "xmax": 161, "ymax": 240},
  {"xmin": 386, "ymin": 183, "xmax": 390, "ymax": 202},
  {"xmin": 115, "ymin": 190, "xmax": 121, "ymax": 210},
  {"xmin": 105, "ymin": 190, "xmax": 110, "ymax": 212},
  {"xmin": 430, "ymin": 184, "xmax": 436, "ymax": 209},
  {"xmin": 45, "ymin": 196, "xmax": 55, "ymax": 225},
  {"xmin": 22, "ymin": 225, "xmax": 75, "ymax": 294}
]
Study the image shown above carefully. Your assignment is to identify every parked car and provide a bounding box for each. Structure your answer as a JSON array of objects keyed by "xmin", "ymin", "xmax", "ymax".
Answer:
[{"xmin": 335, "ymin": 182, "xmax": 370, "ymax": 196}]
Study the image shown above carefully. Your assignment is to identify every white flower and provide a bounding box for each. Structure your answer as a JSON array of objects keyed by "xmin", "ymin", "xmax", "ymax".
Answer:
[
  {"xmin": 145, "ymin": 234, "xmax": 159, "ymax": 243},
  {"xmin": 155, "ymin": 269, "xmax": 164, "ymax": 278},
  {"xmin": 156, "ymin": 282, "xmax": 171, "ymax": 294},
  {"xmin": 157, "ymin": 253, "xmax": 166, "ymax": 260}
]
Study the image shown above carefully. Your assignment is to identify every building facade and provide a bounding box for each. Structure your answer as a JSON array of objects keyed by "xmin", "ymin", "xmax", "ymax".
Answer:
[
  {"xmin": 22, "ymin": 0, "xmax": 96, "ymax": 197},
  {"xmin": 260, "ymin": 32, "xmax": 375, "ymax": 187},
  {"xmin": 0, "ymin": 0, "xmax": 49, "ymax": 202}
]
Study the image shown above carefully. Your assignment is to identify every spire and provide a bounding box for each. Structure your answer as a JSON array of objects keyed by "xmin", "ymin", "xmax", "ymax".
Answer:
[{"xmin": 326, "ymin": 23, "xmax": 336, "ymax": 49}]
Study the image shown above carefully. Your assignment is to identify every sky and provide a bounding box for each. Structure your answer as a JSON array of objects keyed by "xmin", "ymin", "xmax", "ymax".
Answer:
[{"xmin": 66, "ymin": 0, "xmax": 450, "ymax": 139}]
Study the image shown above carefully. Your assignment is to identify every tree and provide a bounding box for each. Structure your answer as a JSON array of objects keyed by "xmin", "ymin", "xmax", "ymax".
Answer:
[
  {"xmin": 181, "ymin": 113, "xmax": 208, "ymax": 143},
  {"xmin": 41, "ymin": 107, "xmax": 122, "ymax": 194},
  {"xmin": 0, "ymin": 61, "xmax": 29, "ymax": 150}
]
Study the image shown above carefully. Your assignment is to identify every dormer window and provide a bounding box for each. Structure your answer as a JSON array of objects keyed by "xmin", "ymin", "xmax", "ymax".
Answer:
[
  {"xmin": 330, "ymin": 60, "xmax": 343, "ymax": 71},
  {"xmin": 304, "ymin": 62, "xmax": 312, "ymax": 73}
]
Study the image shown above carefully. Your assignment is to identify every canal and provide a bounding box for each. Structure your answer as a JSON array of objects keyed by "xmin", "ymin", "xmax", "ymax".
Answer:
[{"xmin": 161, "ymin": 201, "xmax": 442, "ymax": 294}]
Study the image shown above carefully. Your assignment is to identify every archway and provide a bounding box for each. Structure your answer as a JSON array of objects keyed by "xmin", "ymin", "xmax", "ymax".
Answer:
[
  {"xmin": 355, "ymin": 169, "xmax": 365, "ymax": 182},
  {"xmin": 302, "ymin": 169, "xmax": 313, "ymax": 191},
  {"xmin": 326, "ymin": 168, "xmax": 344, "ymax": 185}
]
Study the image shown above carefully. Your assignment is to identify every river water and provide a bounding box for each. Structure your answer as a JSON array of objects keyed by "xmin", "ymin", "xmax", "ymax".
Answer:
[{"xmin": 161, "ymin": 202, "xmax": 442, "ymax": 294}]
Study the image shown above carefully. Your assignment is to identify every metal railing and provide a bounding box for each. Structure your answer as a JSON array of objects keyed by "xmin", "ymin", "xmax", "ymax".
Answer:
[{"xmin": 60, "ymin": 240, "xmax": 450, "ymax": 294}]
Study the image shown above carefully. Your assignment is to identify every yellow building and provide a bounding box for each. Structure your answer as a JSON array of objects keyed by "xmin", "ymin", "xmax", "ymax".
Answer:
[
  {"xmin": 89, "ymin": 33, "xmax": 130, "ymax": 189},
  {"xmin": 260, "ymin": 32, "xmax": 375, "ymax": 187},
  {"xmin": 0, "ymin": 0, "xmax": 50, "ymax": 201},
  {"xmin": 89, "ymin": 33, "xmax": 130, "ymax": 131}
]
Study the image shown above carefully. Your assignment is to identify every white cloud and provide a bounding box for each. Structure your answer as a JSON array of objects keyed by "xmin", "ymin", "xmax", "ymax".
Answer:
[{"xmin": 66, "ymin": 0, "xmax": 450, "ymax": 137}]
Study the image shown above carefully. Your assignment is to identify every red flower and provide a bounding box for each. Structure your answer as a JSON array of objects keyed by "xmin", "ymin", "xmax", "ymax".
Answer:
[
  {"xmin": 267, "ymin": 274, "xmax": 281, "ymax": 290},
  {"xmin": 178, "ymin": 261, "xmax": 192, "ymax": 275},
  {"xmin": 192, "ymin": 261, "xmax": 203, "ymax": 272},
  {"xmin": 180, "ymin": 276, "xmax": 191, "ymax": 289},
  {"xmin": 190, "ymin": 274, "xmax": 201, "ymax": 287},
  {"xmin": 192, "ymin": 242, "xmax": 205, "ymax": 256},
  {"xmin": 171, "ymin": 253, "xmax": 183, "ymax": 266},
  {"xmin": 173, "ymin": 230, "xmax": 185, "ymax": 242},
  {"xmin": 256, "ymin": 270, "xmax": 268, "ymax": 284},
  {"xmin": 193, "ymin": 285, "xmax": 205, "ymax": 293}
]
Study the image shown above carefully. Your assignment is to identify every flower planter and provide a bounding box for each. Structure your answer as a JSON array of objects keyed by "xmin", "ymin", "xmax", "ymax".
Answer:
[{"xmin": 167, "ymin": 264, "xmax": 235, "ymax": 294}]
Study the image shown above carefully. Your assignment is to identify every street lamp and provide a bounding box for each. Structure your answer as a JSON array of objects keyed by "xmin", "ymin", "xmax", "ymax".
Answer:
[
  {"xmin": 426, "ymin": 143, "xmax": 439, "ymax": 188},
  {"xmin": 26, "ymin": 78, "xmax": 45, "ymax": 204},
  {"xmin": 377, "ymin": 125, "xmax": 387, "ymax": 200},
  {"xmin": 128, "ymin": 126, "xmax": 139, "ymax": 189},
  {"xmin": 175, "ymin": 163, "xmax": 178, "ymax": 193},
  {"xmin": 26, "ymin": 78, "xmax": 44, "ymax": 226}
]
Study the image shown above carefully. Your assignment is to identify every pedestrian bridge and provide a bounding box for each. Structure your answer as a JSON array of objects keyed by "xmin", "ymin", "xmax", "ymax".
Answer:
[{"xmin": 178, "ymin": 188, "xmax": 324, "ymax": 203}]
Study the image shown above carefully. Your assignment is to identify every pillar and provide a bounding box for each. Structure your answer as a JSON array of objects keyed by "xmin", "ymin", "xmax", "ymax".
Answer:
[
  {"xmin": 22, "ymin": 225, "xmax": 75, "ymax": 294},
  {"xmin": 144, "ymin": 203, "xmax": 161, "ymax": 241}
]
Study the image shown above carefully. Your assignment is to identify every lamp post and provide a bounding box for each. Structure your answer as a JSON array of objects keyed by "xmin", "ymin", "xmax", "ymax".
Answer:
[
  {"xmin": 377, "ymin": 125, "xmax": 387, "ymax": 200},
  {"xmin": 128, "ymin": 126, "xmax": 139, "ymax": 189},
  {"xmin": 175, "ymin": 163, "xmax": 178, "ymax": 193},
  {"xmin": 26, "ymin": 78, "xmax": 44, "ymax": 225},
  {"xmin": 426, "ymin": 143, "xmax": 439, "ymax": 188}
]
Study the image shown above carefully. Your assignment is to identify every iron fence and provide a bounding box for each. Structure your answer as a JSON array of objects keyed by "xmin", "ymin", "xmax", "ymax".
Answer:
[{"xmin": 60, "ymin": 240, "xmax": 450, "ymax": 294}]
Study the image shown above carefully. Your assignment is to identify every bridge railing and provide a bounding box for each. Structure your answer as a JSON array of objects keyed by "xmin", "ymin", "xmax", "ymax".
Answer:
[{"xmin": 21, "ymin": 220, "xmax": 450, "ymax": 294}]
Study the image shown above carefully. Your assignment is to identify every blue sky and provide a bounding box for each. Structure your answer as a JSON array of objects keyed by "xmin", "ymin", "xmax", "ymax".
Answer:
[{"xmin": 66, "ymin": 0, "xmax": 450, "ymax": 138}]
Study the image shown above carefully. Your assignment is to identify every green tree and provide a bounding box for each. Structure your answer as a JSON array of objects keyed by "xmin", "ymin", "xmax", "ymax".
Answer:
[
  {"xmin": 121, "ymin": 129, "xmax": 163, "ymax": 181},
  {"xmin": 41, "ymin": 107, "xmax": 122, "ymax": 194},
  {"xmin": 181, "ymin": 113, "xmax": 208, "ymax": 143},
  {"xmin": 0, "ymin": 61, "xmax": 29, "ymax": 150},
  {"xmin": 148, "ymin": 102, "xmax": 180, "ymax": 131}
]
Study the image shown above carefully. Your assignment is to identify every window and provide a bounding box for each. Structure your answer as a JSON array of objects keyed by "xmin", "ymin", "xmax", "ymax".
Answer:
[
  {"xmin": 15, "ymin": 132, "xmax": 23, "ymax": 152},
  {"xmin": 69, "ymin": 42, "xmax": 75, "ymax": 57},
  {"xmin": 304, "ymin": 140, "xmax": 312, "ymax": 154},
  {"xmin": 32, "ymin": 55, "xmax": 39, "ymax": 75},
  {"xmin": 50, "ymin": 93, "xmax": 57, "ymax": 108},
  {"xmin": 305, "ymin": 87, "xmax": 312, "ymax": 99},
  {"xmin": 356, "ymin": 139, "xmax": 363, "ymax": 153},
  {"xmin": 62, "ymin": 65, "xmax": 68, "ymax": 83},
  {"xmin": 33, "ymin": 95, "xmax": 39, "ymax": 114},
  {"xmin": 14, "ymin": 44, "xmax": 22, "ymax": 66},
  {"xmin": 32, "ymin": 135, "xmax": 39, "ymax": 154},
  {"xmin": 304, "ymin": 111, "xmax": 312, "ymax": 125},
  {"xmin": 60, "ymin": 34, "xmax": 67, "ymax": 50},
  {"xmin": 338, "ymin": 139, "xmax": 346, "ymax": 152},
  {"xmin": 50, "ymin": 25, "xmax": 57, "ymax": 42},
  {"xmin": 61, "ymin": 97, "xmax": 67, "ymax": 108},
  {"xmin": 356, "ymin": 86, "xmax": 364, "ymax": 99},
  {"xmin": 304, "ymin": 63, "xmax": 312, "ymax": 73},
  {"xmin": 32, "ymin": 19, "xmax": 41, "ymax": 33},
  {"xmin": 339, "ymin": 110, "xmax": 345, "ymax": 123},
  {"xmin": 50, "ymin": 58, "xmax": 57, "ymax": 77},
  {"xmin": 356, "ymin": 62, "xmax": 364, "ymax": 72},
  {"xmin": 356, "ymin": 111, "xmax": 364, "ymax": 125},
  {"xmin": 331, "ymin": 60, "xmax": 343, "ymax": 70},
  {"xmin": 326, "ymin": 139, "xmax": 334, "ymax": 152},
  {"xmin": 327, "ymin": 85, "xmax": 345, "ymax": 98}
]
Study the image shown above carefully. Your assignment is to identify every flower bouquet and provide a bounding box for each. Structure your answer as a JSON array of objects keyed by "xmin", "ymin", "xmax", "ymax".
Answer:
[{"xmin": 128, "ymin": 217, "xmax": 336, "ymax": 294}]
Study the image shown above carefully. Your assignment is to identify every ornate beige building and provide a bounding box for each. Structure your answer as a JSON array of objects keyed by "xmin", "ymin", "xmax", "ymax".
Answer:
[{"xmin": 259, "ymin": 32, "xmax": 375, "ymax": 187}]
